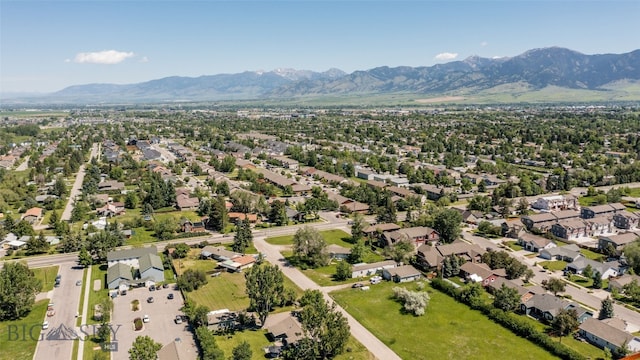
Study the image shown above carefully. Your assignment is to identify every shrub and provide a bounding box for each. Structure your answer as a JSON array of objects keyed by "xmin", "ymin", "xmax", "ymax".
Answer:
[{"xmin": 134, "ymin": 318, "xmax": 143, "ymax": 331}]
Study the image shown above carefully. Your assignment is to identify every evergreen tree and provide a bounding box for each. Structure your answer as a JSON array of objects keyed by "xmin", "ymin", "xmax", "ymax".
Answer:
[
  {"xmin": 208, "ymin": 196, "xmax": 229, "ymax": 232},
  {"xmin": 598, "ymin": 297, "xmax": 614, "ymax": 320}
]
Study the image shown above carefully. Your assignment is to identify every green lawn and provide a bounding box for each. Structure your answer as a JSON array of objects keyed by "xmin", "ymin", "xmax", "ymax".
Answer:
[
  {"xmin": 160, "ymin": 253, "xmax": 176, "ymax": 283},
  {"xmin": 331, "ymin": 282, "xmax": 561, "ymax": 360},
  {"xmin": 580, "ymin": 248, "xmax": 604, "ymax": 262},
  {"xmin": 504, "ymin": 241, "xmax": 523, "ymax": 251},
  {"xmin": 567, "ymin": 274, "xmax": 608, "ymax": 290},
  {"xmin": 83, "ymin": 264, "xmax": 110, "ymax": 360},
  {"xmin": 32, "ymin": 265, "xmax": 59, "ymax": 292},
  {"xmin": 539, "ymin": 260, "xmax": 568, "ymax": 271},
  {"xmin": 266, "ymin": 229, "xmax": 353, "ymax": 246},
  {"xmin": 187, "ymin": 271, "xmax": 251, "ymax": 311},
  {"xmin": 125, "ymin": 227, "xmax": 156, "ymax": 246},
  {"xmin": 0, "ymin": 299, "xmax": 49, "ymax": 360},
  {"xmin": 214, "ymin": 329, "xmax": 373, "ymax": 360}
]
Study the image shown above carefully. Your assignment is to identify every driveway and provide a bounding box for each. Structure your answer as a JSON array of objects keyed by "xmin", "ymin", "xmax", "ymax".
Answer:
[
  {"xmin": 34, "ymin": 264, "xmax": 85, "ymax": 360},
  {"xmin": 110, "ymin": 286, "xmax": 194, "ymax": 360}
]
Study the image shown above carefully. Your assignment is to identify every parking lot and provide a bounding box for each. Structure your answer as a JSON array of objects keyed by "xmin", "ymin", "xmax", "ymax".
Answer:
[{"xmin": 110, "ymin": 285, "xmax": 195, "ymax": 360}]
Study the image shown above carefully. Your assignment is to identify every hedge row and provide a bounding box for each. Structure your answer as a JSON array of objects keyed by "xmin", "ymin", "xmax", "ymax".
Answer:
[
  {"xmin": 431, "ymin": 278, "xmax": 585, "ymax": 360},
  {"xmin": 171, "ymin": 231, "xmax": 210, "ymax": 240}
]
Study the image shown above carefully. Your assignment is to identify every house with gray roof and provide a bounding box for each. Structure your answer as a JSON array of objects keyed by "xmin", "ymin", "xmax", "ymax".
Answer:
[
  {"xmin": 581, "ymin": 203, "xmax": 627, "ymax": 219},
  {"xmin": 565, "ymin": 257, "xmax": 620, "ymax": 279},
  {"xmin": 579, "ymin": 317, "xmax": 640, "ymax": 353},
  {"xmin": 139, "ymin": 253, "xmax": 165, "ymax": 283},
  {"xmin": 107, "ymin": 246, "xmax": 158, "ymax": 268},
  {"xmin": 539, "ymin": 244, "xmax": 582, "ymax": 262},
  {"xmin": 382, "ymin": 265, "xmax": 421, "ymax": 283},
  {"xmin": 351, "ymin": 260, "xmax": 397, "ymax": 278},
  {"xmin": 201, "ymin": 246, "xmax": 241, "ymax": 261},
  {"xmin": 383, "ymin": 226, "xmax": 439, "ymax": 248},
  {"xmin": 107, "ymin": 263, "xmax": 134, "ymax": 290},
  {"xmin": 598, "ymin": 232, "xmax": 640, "ymax": 253},
  {"xmin": 518, "ymin": 232, "xmax": 556, "ymax": 253},
  {"xmin": 521, "ymin": 294, "xmax": 593, "ymax": 323}
]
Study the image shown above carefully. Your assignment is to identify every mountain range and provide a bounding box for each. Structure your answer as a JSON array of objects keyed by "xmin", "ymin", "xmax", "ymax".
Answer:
[{"xmin": 5, "ymin": 47, "xmax": 640, "ymax": 104}]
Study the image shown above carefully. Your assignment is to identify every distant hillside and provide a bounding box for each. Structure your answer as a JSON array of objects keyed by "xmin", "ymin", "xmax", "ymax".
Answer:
[{"xmin": 4, "ymin": 47, "xmax": 640, "ymax": 104}]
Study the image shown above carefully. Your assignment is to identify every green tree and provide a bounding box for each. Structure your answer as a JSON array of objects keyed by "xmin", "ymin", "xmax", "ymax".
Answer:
[
  {"xmin": 268, "ymin": 200, "xmax": 288, "ymax": 226},
  {"xmin": 293, "ymin": 226, "xmax": 328, "ymax": 268},
  {"xmin": 392, "ymin": 286, "xmax": 430, "ymax": 316},
  {"xmin": 592, "ymin": 271, "xmax": 603, "ymax": 289},
  {"xmin": 598, "ymin": 297, "xmax": 614, "ymax": 320},
  {"xmin": 245, "ymin": 264, "xmax": 284, "ymax": 327},
  {"xmin": 623, "ymin": 240, "xmax": 640, "ymax": 273},
  {"xmin": 232, "ymin": 219, "xmax": 253, "ymax": 253},
  {"xmin": 173, "ymin": 243, "xmax": 190, "ymax": 259},
  {"xmin": 457, "ymin": 282, "xmax": 483, "ymax": 305},
  {"xmin": 124, "ymin": 192, "xmax": 139, "ymax": 209},
  {"xmin": 552, "ymin": 309, "xmax": 579, "ymax": 343},
  {"xmin": 177, "ymin": 269, "xmax": 208, "ymax": 292},
  {"xmin": 78, "ymin": 246, "xmax": 93, "ymax": 266},
  {"xmin": 52, "ymin": 176, "xmax": 68, "ymax": 197},
  {"xmin": 13, "ymin": 219, "xmax": 35, "ymax": 237},
  {"xmin": 232, "ymin": 341, "xmax": 252, "ymax": 360},
  {"xmin": 298, "ymin": 290, "xmax": 350, "ymax": 359},
  {"xmin": 195, "ymin": 326, "xmax": 225, "ymax": 360},
  {"xmin": 433, "ymin": 208, "xmax": 462, "ymax": 243},
  {"xmin": 335, "ymin": 261, "xmax": 352, "ymax": 281},
  {"xmin": 385, "ymin": 239, "xmax": 413, "ymax": 263},
  {"xmin": 153, "ymin": 217, "xmax": 177, "ymax": 240},
  {"xmin": 350, "ymin": 212, "xmax": 365, "ymax": 242},
  {"xmin": 442, "ymin": 255, "xmax": 461, "ymax": 278},
  {"xmin": 218, "ymin": 155, "xmax": 237, "ymax": 173},
  {"xmin": 208, "ymin": 196, "xmax": 229, "ymax": 232},
  {"xmin": 544, "ymin": 278, "xmax": 566, "ymax": 296},
  {"xmin": 582, "ymin": 264, "xmax": 594, "ymax": 279},
  {"xmin": 492, "ymin": 283, "xmax": 520, "ymax": 311},
  {"xmin": 348, "ymin": 240, "xmax": 366, "ymax": 264},
  {"xmin": 26, "ymin": 231, "xmax": 49, "ymax": 254},
  {"xmin": 0, "ymin": 262, "xmax": 43, "ymax": 320},
  {"xmin": 623, "ymin": 279, "xmax": 640, "ymax": 302},
  {"xmin": 128, "ymin": 335, "xmax": 162, "ymax": 360},
  {"xmin": 96, "ymin": 321, "xmax": 110, "ymax": 343},
  {"xmin": 48, "ymin": 210, "xmax": 60, "ymax": 226}
]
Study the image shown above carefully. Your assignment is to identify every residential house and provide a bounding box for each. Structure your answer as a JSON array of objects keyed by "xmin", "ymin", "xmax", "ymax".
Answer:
[
  {"xmin": 98, "ymin": 180, "xmax": 125, "ymax": 192},
  {"xmin": 180, "ymin": 219, "xmax": 206, "ymax": 233},
  {"xmin": 326, "ymin": 244, "xmax": 351, "ymax": 260},
  {"xmin": 415, "ymin": 245, "xmax": 444, "ymax": 271},
  {"xmin": 176, "ymin": 194, "xmax": 200, "ymax": 211},
  {"xmin": 551, "ymin": 219, "xmax": 588, "ymax": 240},
  {"xmin": 539, "ymin": 244, "xmax": 582, "ymax": 262},
  {"xmin": 264, "ymin": 313, "xmax": 304, "ymax": 354},
  {"xmin": 609, "ymin": 274, "xmax": 640, "ymax": 292},
  {"xmin": 96, "ymin": 203, "xmax": 125, "ymax": 217},
  {"xmin": 579, "ymin": 318, "xmax": 640, "ymax": 353},
  {"xmin": 218, "ymin": 255, "xmax": 256, "ymax": 272},
  {"xmin": 531, "ymin": 195, "xmax": 578, "ymax": 211},
  {"xmin": 459, "ymin": 262, "xmax": 506, "ymax": 286},
  {"xmin": 382, "ymin": 226, "xmax": 440, "ymax": 247},
  {"xmin": 138, "ymin": 253, "xmax": 165, "ymax": 283},
  {"xmin": 486, "ymin": 277, "xmax": 543, "ymax": 303},
  {"xmin": 363, "ymin": 223, "xmax": 401, "ymax": 237},
  {"xmin": 565, "ymin": 257, "xmax": 620, "ymax": 279},
  {"xmin": 382, "ymin": 265, "xmax": 421, "ymax": 283},
  {"xmin": 581, "ymin": 203, "xmax": 627, "ymax": 219},
  {"xmin": 21, "ymin": 207, "xmax": 43, "ymax": 224},
  {"xmin": 340, "ymin": 200, "xmax": 370, "ymax": 214},
  {"xmin": 200, "ymin": 246, "xmax": 241, "ymax": 261},
  {"xmin": 157, "ymin": 338, "xmax": 197, "ymax": 360},
  {"xmin": 107, "ymin": 246, "xmax": 158, "ymax": 268},
  {"xmin": 598, "ymin": 232, "xmax": 640, "ymax": 254},
  {"xmin": 415, "ymin": 183, "xmax": 448, "ymax": 201},
  {"xmin": 521, "ymin": 293, "xmax": 593, "ymax": 323},
  {"xmin": 521, "ymin": 213, "xmax": 558, "ymax": 232},
  {"xmin": 107, "ymin": 263, "xmax": 134, "ymax": 290},
  {"xmin": 518, "ymin": 232, "xmax": 557, "ymax": 253},
  {"xmin": 436, "ymin": 242, "xmax": 486, "ymax": 264},
  {"xmin": 585, "ymin": 216, "xmax": 615, "ymax": 237},
  {"xmin": 351, "ymin": 260, "xmax": 397, "ymax": 278},
  {"xmin": 614, "ymin": 211, "xmax": 640, "ymax": 230},
  {"xmin": 356, "ymin": 168, "xmax": 376, "ymax": 181},
  {"xmin": 227, "ymin": 212, "xmax": 259, "ymax": 224}
]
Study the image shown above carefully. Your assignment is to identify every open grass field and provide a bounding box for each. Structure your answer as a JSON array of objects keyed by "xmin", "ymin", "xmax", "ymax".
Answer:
[
  {"xmin": 32, "ymin": 265, "xmax": 59, "ymax": 292},
  {"xmin": 580, "ymin": 248, "xmax": 604, "ymax": 262},
  {"xmin": 266, "ymin": 229, "xmax": 353, "ymax": 246},
  {"xmin": 214, "ymin": 329, "xmax": 374, "ymax": 360},
  {"xmin": 504, "ymin": 240, "xmax": 523, "ymax": 251},
  {"xmin": 187, "ymin": 271, "xmax": 251, "ymax": 311},
  {"xmin": 331, "ymin": 281, "xmax": 561, "ymax": 360},
  {"xmin": 0, "ymin": 299, "xmax": 49, "ymax": 360}
]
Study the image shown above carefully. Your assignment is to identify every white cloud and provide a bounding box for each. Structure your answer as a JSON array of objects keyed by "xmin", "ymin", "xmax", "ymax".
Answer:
[
  {"xmin": 480, "ymin": 41, "xmax": 488, "ymax": 47},
  {"xmin": 434, "ymin": 52, "xmax": 458, "ymax": 61},
  {"xmin": 139, "ymin": 56, "xmax": 149, "ymax": 63},
  {"xmin": 73, "ymin": 50, "xmax": 134, "ymax": 64}
]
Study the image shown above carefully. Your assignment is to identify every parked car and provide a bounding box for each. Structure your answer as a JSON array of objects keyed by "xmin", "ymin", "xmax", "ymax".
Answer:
[
  {"xmin": 162, "ymin": 283, "xmax": 169, "ymax": 289},
  {"xmin": 352, "ymin": 283, "xmax": 364, "ymax": 288},
  {"xmin": 76, "ymin": 280, "xmax": 82, "ymax": 286},
  {"xmin": 167, "ymin": 293, "xmax": 174, "ymax": 300},
  {"xmin": 143, "ymin": 315, "xmax": 150, "ymax": 323},
  {"xmin": 147, "ymin": 297, "xmax": 154, "ymax": 303},
  {"xmin": 149, "ymin": 285, "xmax": 156, "ymax": 291},
  {"xmin": 42, "ymin": 321, "xmax": 49, "ymax": 330},
  {"xmin": 175, "ymin": 315, "xmax": 183, "ymax": 324}
]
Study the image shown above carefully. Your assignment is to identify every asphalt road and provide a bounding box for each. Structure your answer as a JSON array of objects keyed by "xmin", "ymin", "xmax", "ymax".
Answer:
[
  {"xmin": 61, "ymin": 143, "xmax": 100, "ymax": 222},
  {"xmin": 34, "ymin": 264, "xmax": 84, "ymax": 360}
]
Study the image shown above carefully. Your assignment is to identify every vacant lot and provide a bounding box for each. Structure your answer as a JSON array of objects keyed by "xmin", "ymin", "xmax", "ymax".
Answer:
[
  {"xmin": 214, "ymin": 329, "xmax": 374, "ymax": 360},
  {"xmin": 332, "ymin": 282, "xmax": 560, "ymax": 360},
  {"xmin": 266, "ymin": 229, "xmax": 353, "ymax": 246},
  {"xmin": 0, "ymin": 299, "xmax": 49, "ymax": 360}
]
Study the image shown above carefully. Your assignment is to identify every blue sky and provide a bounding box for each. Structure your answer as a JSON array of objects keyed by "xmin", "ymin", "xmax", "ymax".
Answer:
[{"xmin": 1, "ymin": 0, "xmax": 639, "ymax": 93}]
